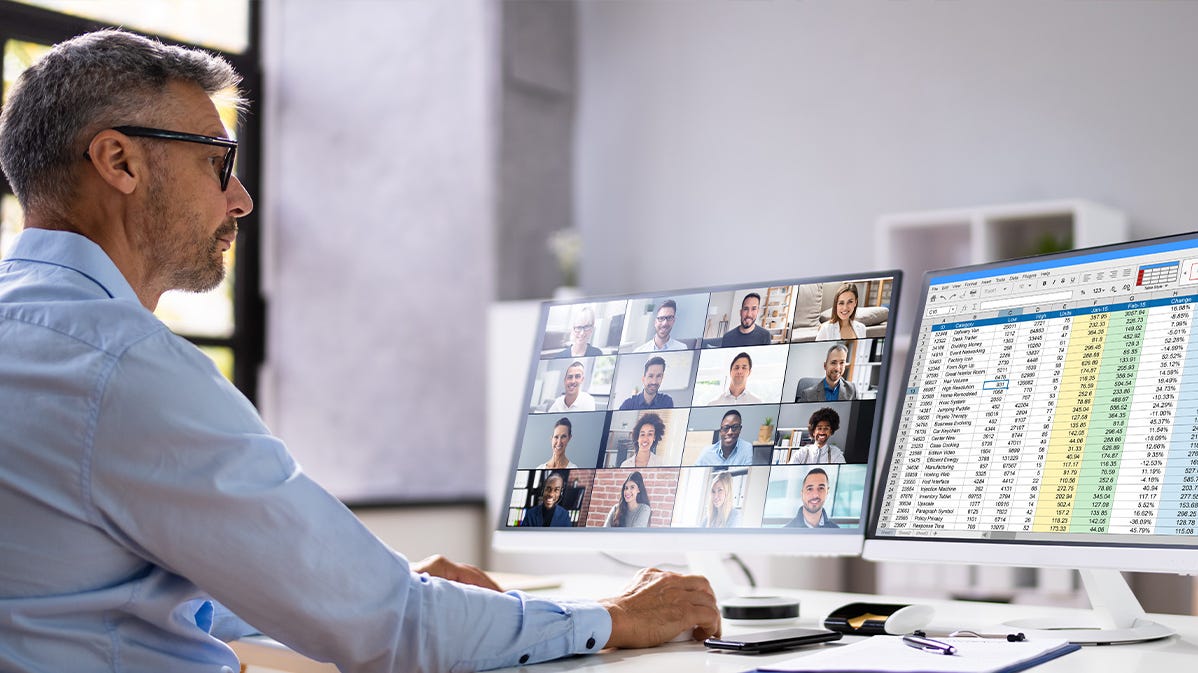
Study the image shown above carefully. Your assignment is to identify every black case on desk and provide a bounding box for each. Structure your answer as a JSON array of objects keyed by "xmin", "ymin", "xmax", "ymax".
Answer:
[{"xmin": 823, "ymin": 602, "xmax": 911, "ymax": 636}]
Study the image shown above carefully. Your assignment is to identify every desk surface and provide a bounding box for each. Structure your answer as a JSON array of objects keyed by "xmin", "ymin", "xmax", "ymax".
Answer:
[{"xmin": 232, "ymin": 574, "xmax": 1198, "ymax": 672}]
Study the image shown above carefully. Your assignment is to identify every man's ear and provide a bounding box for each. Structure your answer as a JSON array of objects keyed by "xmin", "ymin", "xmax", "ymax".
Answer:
[{"xmin": 85, "ymin": 130, "xmax": 144, "ymax": 195}]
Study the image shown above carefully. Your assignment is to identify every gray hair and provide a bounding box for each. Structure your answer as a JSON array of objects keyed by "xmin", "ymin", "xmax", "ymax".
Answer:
[{"xmin": 0, "ymin": 29, "xmax": 244, "ymax": 214}]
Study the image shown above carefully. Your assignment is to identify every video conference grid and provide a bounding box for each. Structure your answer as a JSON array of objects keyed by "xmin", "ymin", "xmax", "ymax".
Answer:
[{"xmin": 506, "ymin": 276, "xmax": 896, "ymax": 531}]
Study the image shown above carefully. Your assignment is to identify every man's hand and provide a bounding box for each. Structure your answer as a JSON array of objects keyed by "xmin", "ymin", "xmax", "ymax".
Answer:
[
  {"xmin": 600, "ymin": 568, "xmax": 721, "ymax": 648},
  {"xmin": 411, "ymin": 554, "xmax": 501, "ymax": 591}
]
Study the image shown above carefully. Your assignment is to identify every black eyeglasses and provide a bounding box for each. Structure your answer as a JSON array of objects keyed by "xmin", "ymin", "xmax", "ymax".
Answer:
[
  {"xmin": 99, "ymin": 126, "xmax": 238, "ymax": 191},
  {"xmin": 719, "ymin": 424, "xmax": 743, "ymax": 433}
]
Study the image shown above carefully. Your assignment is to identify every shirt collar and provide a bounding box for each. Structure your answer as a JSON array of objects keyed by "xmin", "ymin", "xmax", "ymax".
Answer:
[
  {"xmin": 6, "ymin": 228, "xmax": 140, "ymax": 302},
  {"xmin": 798, "ymin": 509, "xmax": 829, "ymax": 528},
  {"xmin": 712, "ymin": 438, "xmax": 749, "ymax": 462},
  {"xmin": 823, "ymin": 378, "xmax": 841, "ymax": 395}
]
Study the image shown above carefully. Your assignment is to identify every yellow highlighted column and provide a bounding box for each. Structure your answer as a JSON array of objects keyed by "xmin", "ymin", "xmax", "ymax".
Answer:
[{"xmin": 1033, "ymin": 313, "xmax": 1107, "ymax": 532}]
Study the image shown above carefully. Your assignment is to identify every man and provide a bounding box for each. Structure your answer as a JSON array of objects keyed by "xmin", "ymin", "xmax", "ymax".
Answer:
[
  {"xmin": 707, "ymin": 352, "xmax": 764, "ymax": 405},
  {"xmin": 721, "ymin": 292, "xmax": 771, "ymax": 346},
  {"xmin": 618, "ymin": 356, "xmax": 674, "ymax": 410},
  {"xmin": 797, "ymin": 343, "xmax": 858, "ymax": 402},
  {"xmin": 555, "ymin": 305, "xmax": 603, "ymax": 358},
  {"xmin": 548, "ymin": 361, "xmax": 597, "ymax": 411},
  {"xmin": 634, "ymin": 299, "xmax": 687, "ymax": 351},
  {"xmin": 785, "ymin": 468, "xmax": 841, "ymax": 528},
  {"xmin": 694, "ymin": 410, "xmax": 754, "ymax": 466},
  {"xmin": 788, "ymin": 407, "xmax": 845, "ymax": 464},
  {"xmin": 537, "ymin": 417, "xmax": 579, "ymax": 469},
  {"xmin": 0, "ymin": 30, "xmax": 718, "ymax": 673},
  {"xmin": 519, "ymin": 473, "xmax": 573, "ymax": 527}
]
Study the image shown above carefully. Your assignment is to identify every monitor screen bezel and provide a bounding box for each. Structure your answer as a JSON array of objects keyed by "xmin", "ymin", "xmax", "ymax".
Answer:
[
  {"xmin": 865, "ymin": 230, "xmax": 1198, "ymax": 571},
  {"xmin": 494, "ymin": 269, "xmax": 903, "ymax": 555}
]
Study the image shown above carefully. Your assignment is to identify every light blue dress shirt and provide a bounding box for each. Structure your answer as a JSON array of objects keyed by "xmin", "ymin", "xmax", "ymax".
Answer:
[
  {"xmin": 693, "ymin": 438, "xmax": 754, "ymax": 466},
  {"xmin": 0, "ymin": 229, "xmax": 610, "ymax": 673}
]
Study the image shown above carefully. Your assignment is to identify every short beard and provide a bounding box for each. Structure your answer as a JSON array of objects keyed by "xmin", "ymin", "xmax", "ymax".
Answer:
[
  {"xmin": 168, "ymin": 232, "xmax": 228, "ymax": 293},
  {"xmin": 143, "ymin": 173, "xmax": 229, "ymax": 294}
]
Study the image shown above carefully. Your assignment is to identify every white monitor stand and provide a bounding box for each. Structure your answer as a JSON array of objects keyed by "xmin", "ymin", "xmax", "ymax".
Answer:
[{"xmin": 1003, "ymin": 569, "xmax": 1174, "ymax": 645}]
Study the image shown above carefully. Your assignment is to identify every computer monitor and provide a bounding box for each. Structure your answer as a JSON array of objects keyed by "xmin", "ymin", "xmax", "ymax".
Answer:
[
  {"xmin": 867, "ymin": 232, "xmax": 1198, "ymax": 644},
  {"xmin": 493, "ymin": 272, "xmax": 901, "ymax": 582}
]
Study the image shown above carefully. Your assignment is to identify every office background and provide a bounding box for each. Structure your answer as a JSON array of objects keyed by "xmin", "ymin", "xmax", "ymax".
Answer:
[
  {"xmin": 266, "ymin": 0, "xmax": 1198, "ymax": 498},
  {"xmin": 3, "ymin": 0, "xmax": 1197, "ymax": 614},
  {"xmin": 271, "ymin": 0, "xmax": 1198, "ymax": 613}
]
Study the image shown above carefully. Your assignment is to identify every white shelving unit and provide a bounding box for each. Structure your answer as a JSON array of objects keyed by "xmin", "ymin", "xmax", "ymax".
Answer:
[
  {"xmin": 847, "ymin": 339, "xmax": 881, "ymax": 395},
  {"xmin": 871, "ymin": 199, "xmax": 1130, "ymax": 607},
  {"xmin": 761, "ymin": 285, "xmax": 794, "ymax": 344}
]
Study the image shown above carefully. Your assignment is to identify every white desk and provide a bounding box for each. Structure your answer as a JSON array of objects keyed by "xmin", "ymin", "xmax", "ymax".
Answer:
[{"xmin": 232, "ymin": 573, "xmax": 1198, "ymax": 672}]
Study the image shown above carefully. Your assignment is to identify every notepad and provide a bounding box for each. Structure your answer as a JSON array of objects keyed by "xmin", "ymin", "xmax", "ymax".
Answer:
[{"xmin": 756, "ymin": 636, "xmax": 1080, "ymax": 673}]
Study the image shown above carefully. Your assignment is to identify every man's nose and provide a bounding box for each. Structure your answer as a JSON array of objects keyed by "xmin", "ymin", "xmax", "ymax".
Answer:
[{"xmin": 227, "ymin": 174, "xmax": 254, "ymax": 217}]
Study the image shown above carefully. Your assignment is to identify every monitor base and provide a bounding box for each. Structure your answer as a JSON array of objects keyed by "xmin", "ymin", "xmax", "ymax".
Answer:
[
  {"xmin": 1003, "ymin": 569, "xmax": 1175, "ymax": 645},
  {"xmin": 1002, "ymin": 617, "xmax": 1174, "ymax": 645}
]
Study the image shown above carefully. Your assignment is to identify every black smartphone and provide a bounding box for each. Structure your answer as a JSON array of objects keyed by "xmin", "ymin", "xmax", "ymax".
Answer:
[{"xmin": 704, "ymin": 627, "xmax": 842, "ymax": 654}]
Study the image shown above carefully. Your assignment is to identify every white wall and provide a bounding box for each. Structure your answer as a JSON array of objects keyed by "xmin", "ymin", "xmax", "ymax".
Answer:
[
  {"xmin": 260, "ymin": 0, "xmax": 496, "ymax": 501},
  {"xmin": 575, "ymin": 2, "xmax": 1198, "ymax": 294},
  {"xmin": 354, "ymin": 505, "xmax": 487, "ymax": 566}
]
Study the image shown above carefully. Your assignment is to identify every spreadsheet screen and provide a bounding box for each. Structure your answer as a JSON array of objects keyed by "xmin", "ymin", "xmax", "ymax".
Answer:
[{"xmin": 874, "ymin": 236, "xmax": 1198, "ymax": 547}]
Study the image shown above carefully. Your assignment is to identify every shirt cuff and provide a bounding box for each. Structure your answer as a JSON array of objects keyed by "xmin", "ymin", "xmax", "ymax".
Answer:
[
  {"xmin": 559, "ymin": 598, "xmax": 612, "ymax": 654},
  {"xmin": 469, "ymin": 595, "xmax": 613, "ymax": 672}
]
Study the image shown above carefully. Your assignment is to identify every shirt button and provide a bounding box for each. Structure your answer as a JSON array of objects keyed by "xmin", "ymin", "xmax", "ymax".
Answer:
[
  {"xmin": 586, "ymin": 637, "xmax": 596, "ymax": 649},
  {"xmin": 519, "ymin": 654, "xmax": 529, "ymax": 664}
]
